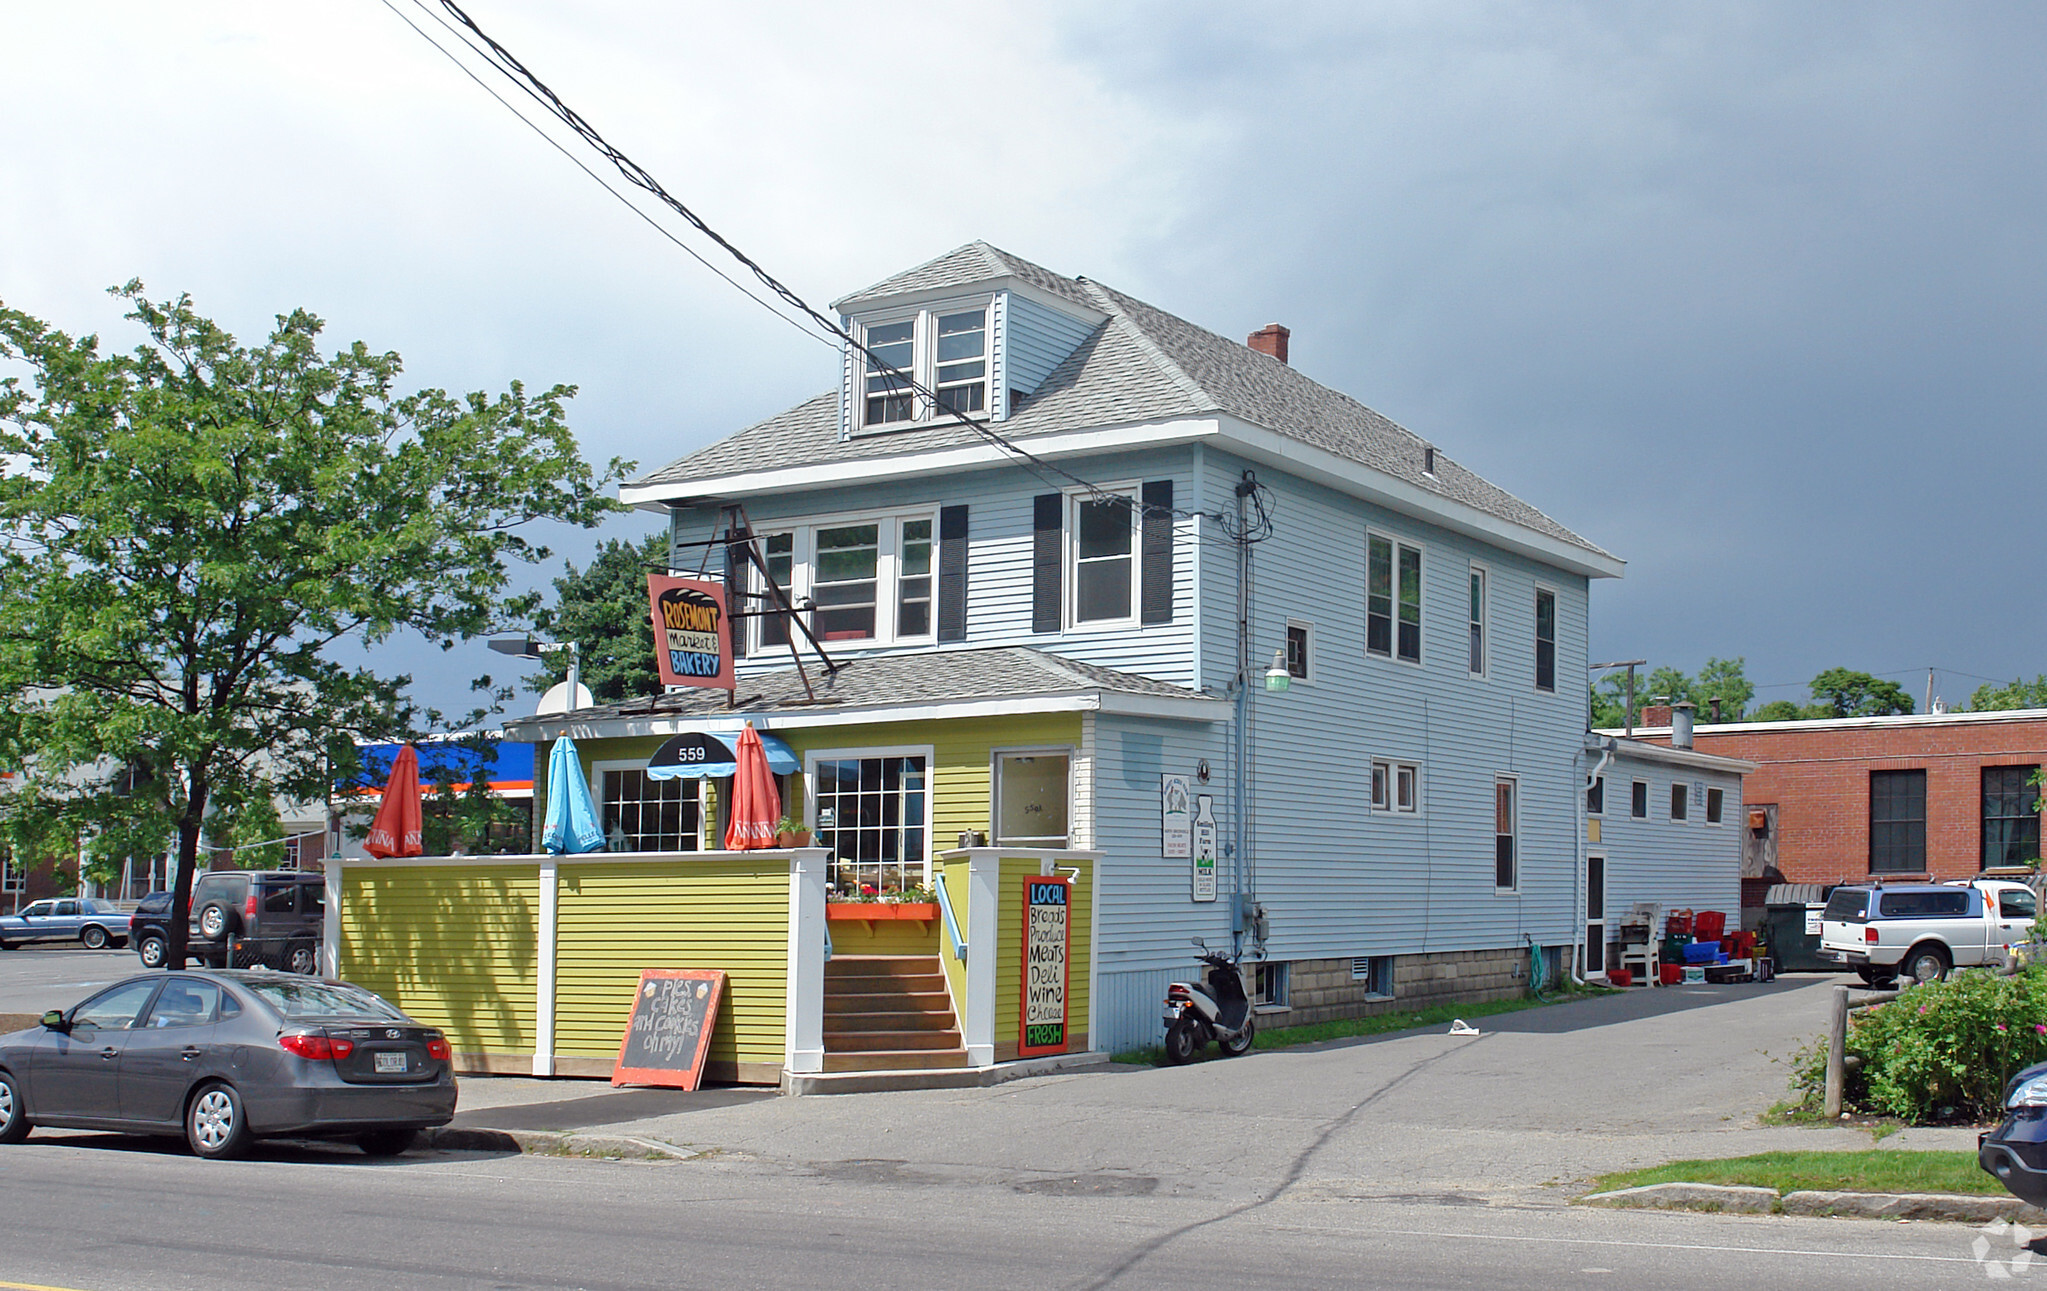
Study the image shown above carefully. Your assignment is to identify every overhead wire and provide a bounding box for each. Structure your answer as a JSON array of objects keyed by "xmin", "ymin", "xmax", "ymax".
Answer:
[{"xmin": 389, "ymin": 0, "xmax": 1273, "ymax": 546}]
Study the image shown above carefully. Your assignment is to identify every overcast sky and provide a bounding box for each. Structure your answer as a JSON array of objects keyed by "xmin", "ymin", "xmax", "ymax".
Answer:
[{"xmin": 4, "ymin": 1, "xmax": 2041, "ymax": 717}]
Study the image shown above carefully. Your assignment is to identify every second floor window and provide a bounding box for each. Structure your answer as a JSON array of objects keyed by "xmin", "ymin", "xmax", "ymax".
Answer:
[
  {"xmin": 1495, "ymin": 778, "xmax": 1518, "ymax": 890},
  {"xmin": 1534, "ymin": 589, "xmax": 1556, "ymax": 691},
  {"xmin": 1368, "ymin": 534, "xmax": 1421, "ymax": 663},
  {"xmin": 858, "ymin": 304, "xmax": 990, "ymax": 429},
  {"xmin": 1631, "ymin": 780, "xmax": 1648, "ymax": 818},
  {"xmin": 1468, "ymin": 566, "xmax": 1487, "ymax": 676},
  {"xmin": 745, "ymin": 512, "xmax": 936, "ymax": 650},
  {"xmin": 1073, "ymin": 492, "xmax": 1137, "ymax": 625}
]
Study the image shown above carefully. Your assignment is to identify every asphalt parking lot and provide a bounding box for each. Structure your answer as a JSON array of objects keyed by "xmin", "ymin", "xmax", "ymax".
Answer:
[{"xmin": 0, "ymin": 942, "xmax": 148, "ymax": 1017}]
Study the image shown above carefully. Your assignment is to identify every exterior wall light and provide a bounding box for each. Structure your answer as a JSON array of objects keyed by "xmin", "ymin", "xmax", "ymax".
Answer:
[{"xmin": 1264, "ymin": 648, "xmax": 1290, "ymax": 693}]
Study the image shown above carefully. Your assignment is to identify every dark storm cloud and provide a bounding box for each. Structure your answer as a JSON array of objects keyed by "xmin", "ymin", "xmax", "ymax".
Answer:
[{"xmin": 1061, "ymin": 2, "xmax": 2047, "ymax": 701}]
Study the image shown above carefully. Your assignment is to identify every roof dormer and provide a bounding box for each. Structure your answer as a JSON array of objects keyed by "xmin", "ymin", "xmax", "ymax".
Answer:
[{"xmin": 831, "ymin": 242, "xmax": 1105, "ymax": 440}]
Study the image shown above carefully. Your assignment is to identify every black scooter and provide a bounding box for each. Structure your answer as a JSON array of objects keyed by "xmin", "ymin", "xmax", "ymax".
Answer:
[{"xmin": 1161, "ymin": 937, "xmax": 1256, "ymax": 1064}]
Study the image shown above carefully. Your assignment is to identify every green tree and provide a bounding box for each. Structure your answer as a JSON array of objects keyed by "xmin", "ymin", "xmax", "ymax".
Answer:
[
  {"xmin": 1808, "ymin": 667, "xmax": 1915, "ymax": 718},
  {"xmin": 1968, "ymin": 675, "xmax": 2047, "ymax": 711},
  {"xmin": 1589, "ymin": 656, "xmax": 1754, "ymax": 728},
  {"xmin": 0, "ymin": 285, "xmax": 627, "ymax": 966},
  {"xmin": 527, "ymin": 531, "xmax": 667, "ymax": 704},
  {"xmin": 1751, "ymin": 699, "xmax": 1810, "ymax": 722}
]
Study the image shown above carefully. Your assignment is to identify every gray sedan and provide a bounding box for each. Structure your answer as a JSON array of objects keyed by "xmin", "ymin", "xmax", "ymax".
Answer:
[
  {"xmin": 0, "ymin": 971, "xmax": 457, "ymax": 1159},
  {"xmin": 0, "ymin": 898, "xmax": 131, "ymax": 950}
]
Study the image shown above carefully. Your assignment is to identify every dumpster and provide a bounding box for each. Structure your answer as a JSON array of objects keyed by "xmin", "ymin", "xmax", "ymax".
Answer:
[{"xmin": 1762, "ymin": 882, "xmax": 1838, "ymax": 972}]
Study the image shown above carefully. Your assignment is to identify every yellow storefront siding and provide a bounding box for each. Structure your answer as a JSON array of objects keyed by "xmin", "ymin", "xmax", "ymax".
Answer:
[
  {"xmin": 552, "ymin": 859, "xmax": 789, "ymax": 1080},
  {"xmin": 339, "ymin": 866, "xmax": 540, "ymax": 1061},
  {"xmin": 993, "ymin": 854, "xmax": 1093, "ymax": 1062}
]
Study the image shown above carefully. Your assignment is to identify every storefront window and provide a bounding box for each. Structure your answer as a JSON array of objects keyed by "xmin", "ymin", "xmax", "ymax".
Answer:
[
  {"xmin": 814, "ymin": 754, "xmax": 927, "ymax": 896},
  {"xmin": 600, "ymin": 769, "xmax": 702, "ymax": 852},
  {"xmin": 995, "ymin": 752, "xmax": 1071, "ymax": 847}
]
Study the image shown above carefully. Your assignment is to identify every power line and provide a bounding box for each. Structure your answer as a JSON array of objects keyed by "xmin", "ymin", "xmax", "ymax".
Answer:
[{"xmin": 392, "ymin": 0, "xmax": 1269, "ymax": 544}]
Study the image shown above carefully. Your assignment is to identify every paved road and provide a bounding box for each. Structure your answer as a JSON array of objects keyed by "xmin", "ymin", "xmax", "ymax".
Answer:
[
  {"xmin": 0, "ymin": 955, "xmax": 2011, "ymax": 1288},
  {"xmin": 0, "ymin": 943, "xmax": 141, "ymax": 1016}
]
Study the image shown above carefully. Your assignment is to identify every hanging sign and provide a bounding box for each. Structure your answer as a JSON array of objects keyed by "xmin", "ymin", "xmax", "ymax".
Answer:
[
  {"xmin": 1192, "ymin": 794, "xmax": 1218, "ymax": 902},
  {"xmin": 1018, "ymin": 876, "xmax": 1071, "ymax": 1057},
  {"xmin": 647, "ymin": 576, "xmax": 733, "ymax": 690},
  {"xmin": 1161, "ymin": 773, "xmax": 1192, "ymax": 859}
]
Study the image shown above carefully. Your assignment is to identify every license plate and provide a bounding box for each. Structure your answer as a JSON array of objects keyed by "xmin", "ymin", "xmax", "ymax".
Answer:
[{"xmin": 374, "ymin": 1052, "xmax": 408, "ymax": 1074}]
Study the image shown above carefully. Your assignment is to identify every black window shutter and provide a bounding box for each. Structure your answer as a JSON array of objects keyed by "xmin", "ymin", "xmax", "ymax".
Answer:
[
  {"xmin": 724, "ymin": 530, "xmax": 748, "ymax": 659},
  {"xmin": 1140, "ymin": 480, "xmax": 1174, "ymax": 625},
  {"xmin": 938, "ymin": 505, "xmax": 968, "ymax": 642},
  {"xmin": 1031, "ymin": 493, "xmax": 1062, "ymax": 634}
]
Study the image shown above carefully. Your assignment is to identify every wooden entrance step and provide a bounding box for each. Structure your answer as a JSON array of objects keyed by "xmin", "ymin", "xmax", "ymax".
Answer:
[{"xmin": 822, "ymin": 955, "xmax": 967, "ymax": 1071}]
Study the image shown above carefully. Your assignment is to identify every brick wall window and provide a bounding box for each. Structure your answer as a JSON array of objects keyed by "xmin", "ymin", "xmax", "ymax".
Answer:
[
  {"xmin": 1983, "ymin": 765, "xmax": 2042, "ymax": 869},
  {"xmin": 1870, "ymin": 769, "xmax": 1928, "ymax": 874}
]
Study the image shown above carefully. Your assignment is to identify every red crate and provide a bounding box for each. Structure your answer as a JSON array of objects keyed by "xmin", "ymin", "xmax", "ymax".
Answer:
[{"xmin": 1693, "ymin": 910, "xmax": 1727, "ymax": 942}]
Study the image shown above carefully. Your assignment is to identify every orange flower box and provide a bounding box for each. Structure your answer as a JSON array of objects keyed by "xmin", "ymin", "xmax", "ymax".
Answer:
[{"xmin": 826, "ymin": 903, "xmax": 939, "ymax": 922}]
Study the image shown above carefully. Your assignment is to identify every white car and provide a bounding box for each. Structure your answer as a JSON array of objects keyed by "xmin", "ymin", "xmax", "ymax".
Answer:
[{"xmin": 1819, "ymin": 879, "xmax": 2037, "ymax": 984}]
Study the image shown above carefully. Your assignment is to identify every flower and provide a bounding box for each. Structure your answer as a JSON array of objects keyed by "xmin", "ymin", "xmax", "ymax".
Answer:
[
  {"xmin": 2035, "ymin": 1024, "xmax": 2045, "ymax": 1035},
  {"xmin": 1997, "ymin": 1024, "xmax": 2009, "ymax": 1033}
]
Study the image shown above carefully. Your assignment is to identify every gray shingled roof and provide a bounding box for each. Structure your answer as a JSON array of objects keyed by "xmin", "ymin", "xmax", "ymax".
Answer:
[
  {"xmin": 504, "ymin": 646, "xmax": 1220, "ymax": 738},
  {"xmin": 635, "ymin": 243, "xmax": 1611, "ymax": 561}
]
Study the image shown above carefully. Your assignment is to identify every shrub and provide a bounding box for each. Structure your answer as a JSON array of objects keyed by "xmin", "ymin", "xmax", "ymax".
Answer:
[{"xmin": 1788, "ymin": 968, "xmax": 2047, "ymax": 1123}]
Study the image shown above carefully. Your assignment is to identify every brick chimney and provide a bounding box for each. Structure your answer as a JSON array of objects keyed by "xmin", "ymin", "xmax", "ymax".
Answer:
[
  {"xmin": 1247, "ymin": 324, "xmax": 1290, "ymax": 365},
  {"xmin": 1638, "ymin": 704, "xmax": 1673, "ymax": 730}
]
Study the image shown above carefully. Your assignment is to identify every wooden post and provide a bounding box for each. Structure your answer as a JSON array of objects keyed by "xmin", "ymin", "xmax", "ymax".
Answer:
[{"xmin": 1824, "ymin": 984, "xmax": 1849, "ymax": 1118}]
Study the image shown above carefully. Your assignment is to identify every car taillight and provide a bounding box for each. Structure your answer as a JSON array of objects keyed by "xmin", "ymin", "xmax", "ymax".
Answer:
[
  {"xmin": 245, "ymin": 895, "xmax": 259, "ymax": 921},
  {"xmin": 425, "ymin": 1033, "xmax": 451, "ymax": 1061},
  {"xmin": 1866, "ymin": 927, "xmax": 1880, "ymax": 943},
  {"xmin": 278, "ymin": 1032, "xmax": 354, "ymax": 1060}
]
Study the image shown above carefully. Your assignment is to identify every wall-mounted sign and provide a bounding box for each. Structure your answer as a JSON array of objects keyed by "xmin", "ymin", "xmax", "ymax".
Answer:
[
  {"xmin": 647, "ymin": 576, "xmax": 733, "ymax": 690},
  {"xmin": 1192, "ymin": 794, "xmax": 1218, "ymax": 902},
  {"xmin": 1018, "ymin": 876, "xmax": 1071, "ymax": 1057},
  {"xmin": 1161, "ymin": 773, "xmax": 1192, "ymax": 859}
]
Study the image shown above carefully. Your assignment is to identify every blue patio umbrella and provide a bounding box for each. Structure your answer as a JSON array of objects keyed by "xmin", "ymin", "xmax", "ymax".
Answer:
[{"xmin": 540, "ymin": 735, "xmax": 606, "ymax": 855}]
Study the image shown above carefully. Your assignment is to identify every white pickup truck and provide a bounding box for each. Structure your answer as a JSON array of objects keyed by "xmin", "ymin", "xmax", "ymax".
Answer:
[{"xmin": 1819, "ymin": 879, "xmax": 2038, "ymax": 984}]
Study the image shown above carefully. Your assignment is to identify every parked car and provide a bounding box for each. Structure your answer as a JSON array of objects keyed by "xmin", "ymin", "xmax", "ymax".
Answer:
[
  {"xmin": 0, "ymin": 898, "xmax": 132, "ymax": 951},
  {"xmin": 1819, "ymin": 879, "xmax": 2037, "ymax": 984},
  {"xmin": 1981, "ymin": 1059, "xmax": 2047, "ymax": 1207},
  {"xmin": 0, "ymin": 970, "xmax": 456, "ymax": 1159},
  {"xmin": 129, "ymin": 871, "xmax": 325, "ymax": 974}
]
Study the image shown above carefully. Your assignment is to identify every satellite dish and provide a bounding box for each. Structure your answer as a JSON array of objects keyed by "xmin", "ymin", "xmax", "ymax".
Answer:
[{"xmin": 536, "ymin": 680, "xmax": 595, "ymax": 716}]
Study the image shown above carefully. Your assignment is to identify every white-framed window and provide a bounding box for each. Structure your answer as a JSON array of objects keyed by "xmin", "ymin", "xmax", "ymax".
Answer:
[
  {"xmin": 743, "ymin": 509, "xmax": 940, "ymax": 651},
  {"xmin": 855, "ymin": 300, "xmax": 992, "ymax": 431},
  {"xmin": 1252, "ymin": 961, "xmax": 1290, "ymax": 1010},
  {"xmin": 594, "ymin": 762, "xmax": 704, "ymax": 853},
  {"xmin": 1467, "ymin": 563, "xmax": 1488, "ymax": 677},
  {"xmin": 1, "ymin": 849, "xmax": 23, "ymax": 895},
  {"xmin": 1669, "ymin": 782, "xmax": 1688, "ymax": 822},
  {"xmin": 1367, "ymin": 532, "xmax": 1422, "ymax": 664},
  {"xmin": 807, "ymin": 746, "xmax": 932, "ymax": 898},
  {"xmin": 1285, "ymin": 619, "xmax": 1314, "ymax": 683},
  {"xmin": 993, "ymin": 749, "xmax": 1072, "ymax": 847},
  {"xmin": 1631, "ymin": 779, "xmax": 1649, "ymax": 819},
  {"xmin": 1706, "ymin": 786, "xmax": 1725, "ymax": 824},
  {"xmin": 1494, "ymin": 776, "xmax": 1518, "ymax": 892},
  {"xmin": 1372, "ymin": 760, "xmax": 1420, "ymax": 814},
  {"xmin": 1586, "ymin": 775, "xmax": 1605, "ymax": 816},
  {"xmin": 1534, "ymin": 587, "xmax": 1557, "ymax": 692},
  {"xmin": 1069, "ymin": 483, "xmax": 1140, "ymax": 628}
]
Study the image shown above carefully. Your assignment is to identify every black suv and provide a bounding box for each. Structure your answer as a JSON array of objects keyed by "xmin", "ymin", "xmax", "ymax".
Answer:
[{"xmin": 129, "ymin": 870, "xmax": 325, "ymax": 974}]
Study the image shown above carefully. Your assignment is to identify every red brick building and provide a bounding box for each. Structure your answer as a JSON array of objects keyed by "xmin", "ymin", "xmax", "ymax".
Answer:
[{"xmin": 1621, "ymin": 708, "xmax": 2047, "ymax": 887}]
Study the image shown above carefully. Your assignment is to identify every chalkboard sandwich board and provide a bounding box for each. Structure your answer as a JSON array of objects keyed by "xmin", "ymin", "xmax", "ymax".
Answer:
[{"xmin": 612, "ymin": 968, "xmax": 727, "ymax": 1090}]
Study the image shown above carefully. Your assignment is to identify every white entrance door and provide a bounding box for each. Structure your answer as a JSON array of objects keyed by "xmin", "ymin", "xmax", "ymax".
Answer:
[{"xmin": 1585, "ymin": 854, "xmax": 1606, "ymax": 977}]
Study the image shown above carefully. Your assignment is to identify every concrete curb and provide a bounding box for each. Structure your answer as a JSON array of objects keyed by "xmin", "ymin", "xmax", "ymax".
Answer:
[
  {"xmin": 780, "ymin": 1050, "xmax": 1111, "ymax": 1096},
  {"xmin": 1582, "ymin": 1182, "xmax": 2044, "ymax": 1224},
  {"xmin": 424, "ymin": 1127, "xmax": 693, "ymax": 1160}
]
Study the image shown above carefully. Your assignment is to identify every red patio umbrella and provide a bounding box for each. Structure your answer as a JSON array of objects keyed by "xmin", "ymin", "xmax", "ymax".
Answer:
[
  {"xmin": 363, "ymin": 743, "xmax": 424, "ymax": 858},
  {"xmin": 722, "ymin": 724, "xmax": 781, "ymax": 851}
]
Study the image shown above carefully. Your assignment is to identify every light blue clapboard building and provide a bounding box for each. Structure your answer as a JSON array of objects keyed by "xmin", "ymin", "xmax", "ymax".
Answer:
[{"xmin": 622, "ymin": 243, "xmax": 1730, "ymax": 1054}]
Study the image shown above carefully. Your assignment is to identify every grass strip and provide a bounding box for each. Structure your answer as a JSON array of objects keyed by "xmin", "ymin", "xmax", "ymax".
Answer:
[
  {"xmin": 1591, "ymin": 1149, "xmax": 2000, "ymax": 1198},
  {"xmin": 1113, "ymin": 985, "xmax": 1611, "ymax": 1066}
]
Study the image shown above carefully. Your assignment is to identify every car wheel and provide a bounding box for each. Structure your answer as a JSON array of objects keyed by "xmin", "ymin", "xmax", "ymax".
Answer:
[
  {"xmin": 198, "ymin": 903, "xmax": 238, "ymax": 942},
  {"xmin": 137, "ymin": 935, "xmax": 167, "ymax": 969},
  {"xmin": 1903, "ymin": 946, "xmax": 1951, "ymax": 985},
  {"xmin": 0, "ymin": 1069, "xmax": 32, "ymax": 1144},
  {"xmin": 186, "ymin": 1083, "xmax": 251, "ymax": 1160},
  {"xmin": 286, "ymin": 943, "xmax": 318, "ymax": 976},
  {"xmin": 1163, "ymin": 1018, "xmax": 1200, "ymax": 1065},
  {"xmin": 357, "ymin": 1128, "xmax": 418, "ymax": 1158},
  {"xmin": 1219, "ymin": 1014, "xmax": 1256, "ymax": 1057},
  {"xmin": 80, "ymin": 925, "xmax": 109, "ymax": 950}
]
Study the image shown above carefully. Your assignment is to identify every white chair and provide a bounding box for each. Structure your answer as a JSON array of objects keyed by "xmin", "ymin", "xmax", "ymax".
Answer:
[{"xmin": 1615, "ymin": 902, "xmax": 1661, "ymax": 987}]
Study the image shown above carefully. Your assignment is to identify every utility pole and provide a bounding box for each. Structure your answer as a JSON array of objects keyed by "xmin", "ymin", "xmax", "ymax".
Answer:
[{"xmin": 1590, "ymin": 660, "xmax": 1649, "ymax": 736}]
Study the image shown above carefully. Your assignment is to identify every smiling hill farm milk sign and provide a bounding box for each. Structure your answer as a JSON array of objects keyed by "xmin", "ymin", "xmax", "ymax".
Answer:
[
  {"xmin": 1019, "ymin": 876, "xmax": 1071, "ymax": 1057},
  {"xmin": 647, "ymin": 576, "xmax": 733, "ymax": 691}
]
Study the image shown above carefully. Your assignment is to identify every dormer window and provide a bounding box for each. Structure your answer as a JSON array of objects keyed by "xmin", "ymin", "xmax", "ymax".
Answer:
[{"xmin": 856, "ymin": 301, "xmax": 990, "ymax": 430}]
